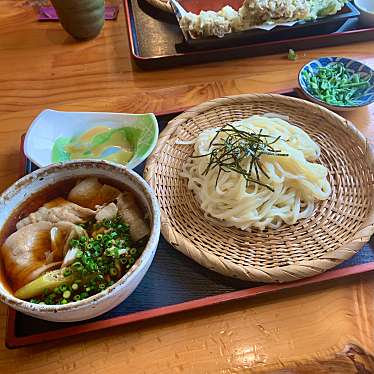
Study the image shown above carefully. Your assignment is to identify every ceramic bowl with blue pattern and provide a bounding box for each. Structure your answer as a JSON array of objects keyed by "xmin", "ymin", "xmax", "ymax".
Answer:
[{"xmin": 298, "ymin": 57, "xmax": 374, "ymax": 111}]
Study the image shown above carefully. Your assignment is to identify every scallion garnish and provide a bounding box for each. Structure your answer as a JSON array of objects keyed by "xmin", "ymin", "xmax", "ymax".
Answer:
[
  {"xmin": 288, "ymin": 49, "xmax": 297, "ymax": 61},
  {"xmin": 193, "ymin": 124, "xmax": 288, "ymax": 192},
  {"xmin": 302, "ymin": 62, "xmax": 372, "ymax": 106},
  {"xmin": 29, "ymin": 216, "xmax": 144, "ymax": 305}
]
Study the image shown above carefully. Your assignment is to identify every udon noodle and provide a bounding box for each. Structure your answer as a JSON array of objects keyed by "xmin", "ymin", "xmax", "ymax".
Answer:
[{"xmin": 181, "ymin": 115, "xmax": 331, "ymax": 231}]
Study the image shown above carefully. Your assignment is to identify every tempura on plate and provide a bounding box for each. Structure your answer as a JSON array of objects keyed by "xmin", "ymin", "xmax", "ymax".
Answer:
[{"xmin": 179, "ymin": 0, "xmax": 349, "ymax": 38}]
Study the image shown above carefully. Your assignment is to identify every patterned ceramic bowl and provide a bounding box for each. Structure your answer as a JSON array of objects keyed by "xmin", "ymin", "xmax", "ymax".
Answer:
[
  {"xmin": 0, "ymin": 160, "xmax": 160, "ymax": 322},
  {"xmin": 298, "ymin": 57, "xmax": 374, "ymax": 111}
]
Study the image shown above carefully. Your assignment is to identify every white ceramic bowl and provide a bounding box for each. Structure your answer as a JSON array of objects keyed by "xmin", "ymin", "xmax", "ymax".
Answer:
[
  {"xmin": 0, "ymin": 160, "xmax": 160, "ymax": 322},
  {"xmin": 355, "ymin": 0, "xmax": 374, "ymax": 27},
  {"xmin": 24, "ymin": 110, "xmax": 159, "ymax": 169}
]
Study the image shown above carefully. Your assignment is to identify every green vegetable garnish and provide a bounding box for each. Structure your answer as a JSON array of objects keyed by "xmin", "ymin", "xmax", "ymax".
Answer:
[
  {"xmin": 302, "ymin": 62, "xmax": 372, "ymax": 106},
  {"xmin": 15, "ymin": 270, "xmax": 76, "ymax": 300},
  {"xmin": 27, "ymin": 216, "xmax": 145, "ymax": 305},
  {"xmin": 63, "ymin": 290, "xmax": 71, "ymax": 299},
  {"xmin": 288, "ymin": 49, "xmax": 297, "ymax": 61}
]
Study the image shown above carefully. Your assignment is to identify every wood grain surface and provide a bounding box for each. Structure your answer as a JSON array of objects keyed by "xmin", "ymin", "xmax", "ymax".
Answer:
[{"xmin": 1, "ymin": 0, "xmax": 374, "ymax": 372}]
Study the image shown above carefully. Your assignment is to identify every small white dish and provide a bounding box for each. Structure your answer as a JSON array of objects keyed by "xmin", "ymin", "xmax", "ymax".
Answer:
[
  {"xmin": 354, "ymin": 0, "xmax": 374, "ymax": 26},
  {"xmin": 24, "ymin": 110, "xmax": 159, "ymax": 169}
]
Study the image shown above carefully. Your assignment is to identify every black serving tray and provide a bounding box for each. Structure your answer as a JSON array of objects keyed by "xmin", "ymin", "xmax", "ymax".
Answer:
[
  {"xmin": 124, "ymin": 0, "xmax": 374, "ymax": 69},
  {"xmin": 6, "ymin": 88, "xmax": 374, "ymax": 348},
  {"xmin": 179, "ymin": 2, "xmax": 360, "ymax": 50}
]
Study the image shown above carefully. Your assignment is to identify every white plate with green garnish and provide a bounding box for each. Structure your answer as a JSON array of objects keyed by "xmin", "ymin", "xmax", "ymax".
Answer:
[{"xmin": 24, "ymin": 110, "xmax": 159, "ymax": 169}]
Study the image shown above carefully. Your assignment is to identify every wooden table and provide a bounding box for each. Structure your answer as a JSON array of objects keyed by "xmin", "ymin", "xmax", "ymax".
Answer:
[{"xmin": 1, "ymin": 1, "xmax": 374, "ymax": 372}]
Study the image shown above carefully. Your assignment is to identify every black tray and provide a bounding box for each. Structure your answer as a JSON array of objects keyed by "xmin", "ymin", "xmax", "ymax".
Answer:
[
  {"xmin": 125, "ymin": 0, "xmax": 374, "ymax": 69},
  {"xmin": 180, "ymin": 2, "xmax": 360, "ymax": 50},
  {"xmin": 6, "ymin": 88, "xmax": 374, "ymax": 348}
]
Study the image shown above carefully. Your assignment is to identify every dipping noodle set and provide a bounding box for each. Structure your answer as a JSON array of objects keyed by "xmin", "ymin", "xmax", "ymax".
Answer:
[{"xmin": 2, "ymin": 0, "xmax": 374, "ymax": 348}]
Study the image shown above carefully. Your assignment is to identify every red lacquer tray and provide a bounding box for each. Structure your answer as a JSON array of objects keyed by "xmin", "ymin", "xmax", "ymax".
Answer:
[
  {"xmin": 125, "ymin": 0, "xmax": 374, "ymax": 69},
  {"xmin": 6, "ymin": 88, "xmax": 374, "ymax": 349}
]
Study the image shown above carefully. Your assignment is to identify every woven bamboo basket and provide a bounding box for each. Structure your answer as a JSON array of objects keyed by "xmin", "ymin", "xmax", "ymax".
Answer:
[
  {"xmin": 144, "ymin": 94, "xmax": 374, "ymax": 283},
  {"xmin": 144, "ymin": 0, "xmax": 172, "ymax": 13}
]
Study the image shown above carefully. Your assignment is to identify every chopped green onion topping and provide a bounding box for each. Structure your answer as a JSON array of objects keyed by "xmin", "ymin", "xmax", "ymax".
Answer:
[
  {"xmin": 288, "ymin": 49, "xmax": 297, "ymax": 61},
  {"xmin": 302, "ymin": 62, "xmax": 372, "ymax": 106},
  {"xmin": 62, "ymin": 290, "xmax": 71, "ymax": 299},
  {"xmin": 28, "ymin": 216, "xmax": 145, "ymax": 305},
  {"xmin": 63, "ymin": 269, "xmax": 72, "ymax": 277}
]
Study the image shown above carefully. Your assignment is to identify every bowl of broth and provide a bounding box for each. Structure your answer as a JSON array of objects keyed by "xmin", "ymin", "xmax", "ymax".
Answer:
[
  {"xmin": 24, "ymin": 110, "xmax": 159, "ymax": 169},
  {"xmin": 0, "ymin": 160, "xmax": 160, "ymax": 322}
]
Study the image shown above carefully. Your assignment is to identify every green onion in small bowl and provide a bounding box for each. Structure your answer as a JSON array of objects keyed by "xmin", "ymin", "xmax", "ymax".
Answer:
[{"xmin": 298, "ymin": 57, "xmax": 374, "ymax": 111}]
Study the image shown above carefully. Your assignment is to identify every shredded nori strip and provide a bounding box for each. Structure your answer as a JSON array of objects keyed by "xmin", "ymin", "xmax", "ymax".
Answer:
[{"xmin": 193, "ymin": 124, "xmax": 288, "ymax": 192}]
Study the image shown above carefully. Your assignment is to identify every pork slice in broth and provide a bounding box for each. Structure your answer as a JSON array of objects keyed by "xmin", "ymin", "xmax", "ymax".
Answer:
[
  {"xmin": 1, "ymin": 221, "xmax": 61, "ymax": 290},
  {"xmin": 117, "ymin": 192, "xmax": 149, "ymax": 242},
  {"xmin": 16, "ymin": 197, "xmax": 95, "ymax": 230},
  {"xmin": 68, "ymin": 177, "xmax": 120, "ymax": 210},
  {"xmin": 95, "ymin": 202, "xmax": 118, "ymax": 222}
]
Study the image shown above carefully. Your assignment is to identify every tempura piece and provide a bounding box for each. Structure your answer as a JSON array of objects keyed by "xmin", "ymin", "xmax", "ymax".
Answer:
[
  {"xmin": 179, "ymin": 0, "xmax": 348, "ymax": 38},
  {"xmin": 238, "ymin": 0, "xmax": 308, "ymax": 28}
]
